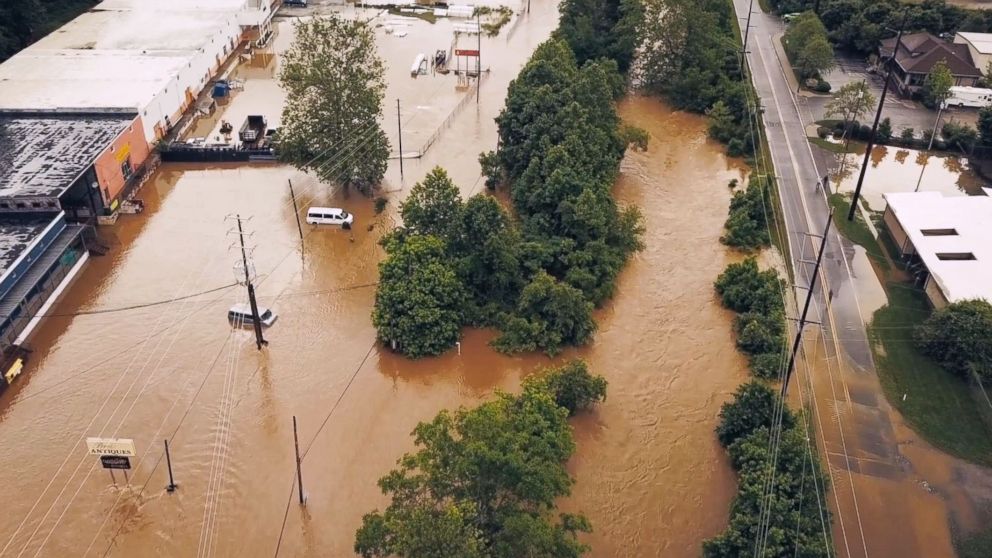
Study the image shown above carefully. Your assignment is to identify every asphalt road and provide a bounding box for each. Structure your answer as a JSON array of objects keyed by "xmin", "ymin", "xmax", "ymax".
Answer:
[{"xmin": 732, "ymin": 3, "xmax": 916, "ymax": 557}]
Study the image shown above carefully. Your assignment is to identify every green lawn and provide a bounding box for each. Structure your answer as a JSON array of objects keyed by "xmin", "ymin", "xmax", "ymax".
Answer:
[
  {"xmin": 869, "ymin": 284, "xmax": 992, "ymax": 465},
  {"xmin": 808, "ymin": 137, "xmax": 860, "ymax": 154},
  {"xmin": 958, "ymin": 528, "xmax": 992, "ymax": 558},
  {"xmin": 826, "ymin": 194, "xmax": 890, "ymax": 271}
]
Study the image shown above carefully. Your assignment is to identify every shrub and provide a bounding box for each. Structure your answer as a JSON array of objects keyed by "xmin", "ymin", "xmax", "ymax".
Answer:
[
  {"xmin": 714, "ymin": 258, "xmax": 785, "ymax": 315},
  {"xmin": 749, "ymin": 352, "xmax": 784, "ymax": 379},
  {"xmin": 900, "ymin": 127, "xmax": 915, "ymax": 142},
  {"xmin": 878, "ymin": 117, "xmax": 893, "ymax": 143},
  {"xmin": 721, "ymin": 178, "xmax": 771, "ymax": 250},
  {"xmin": 915, "ymin": 299, "xmax": 992, "ymax": 381},
  {"xmin": 524, "ymin": 360, "xmax": 608, "ymax": 416},
  {"xmin": 493, "ymin": 271, "xmax": 596, "ymax": 356},
  {"xmin": 716, "ymin": 380, "xmax": 794, "ymax": 447},
  {"xmin": 734, "ymin": 312, "xmax": 786, "ymax": 356},
  {"xmin": 812, "ymin": 80, "xmax": 832, "ymax": 93}
]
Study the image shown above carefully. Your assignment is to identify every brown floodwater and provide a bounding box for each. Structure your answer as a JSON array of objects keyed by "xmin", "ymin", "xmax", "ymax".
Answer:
[{"xmin": 0, "ymin": 4, "xmax": 757, "ymax": 557}]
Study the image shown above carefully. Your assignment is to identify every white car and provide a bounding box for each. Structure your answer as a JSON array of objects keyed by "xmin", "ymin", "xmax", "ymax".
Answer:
[
  {"xmin": 306, "ymin": 207, "xmax": 354, "ymax": 227},
  {"xmin": 228, "ymin": 303, "xmax": 277, "ymax": 328}
]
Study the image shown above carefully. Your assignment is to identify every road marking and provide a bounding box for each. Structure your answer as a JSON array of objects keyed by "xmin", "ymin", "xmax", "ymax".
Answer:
[{"xmin": 755, "ymin": 31, "xmax": 871, "ymax": 558}]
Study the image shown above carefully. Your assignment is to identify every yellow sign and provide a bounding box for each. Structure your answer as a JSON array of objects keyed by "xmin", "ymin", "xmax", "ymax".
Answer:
[
  {"xmin": 110, "ymin": 199, "xmax": 120, "ymax": 212},
  {"xmin": 4, "ymin": 358, "xmax": 23, "ymax": 384},
  {"xmin": 115, "ymin": 143, "xmax": 131, "ymax": 164}
]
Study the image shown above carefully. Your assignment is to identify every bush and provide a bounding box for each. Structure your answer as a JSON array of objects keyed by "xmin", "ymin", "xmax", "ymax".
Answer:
[
  {"xmin": 901, "ymin": 127, "xmax": 915, "ymax": 142},
  {"xmin": 734, "ymin": 312, "xmax": 786, "ymax": 356},
  {"xmin": 942, "ymin": 121, "xmax": 979, "ymax": 152},
  {"xmin": 716, "ymin": 380, "xmax": 794, "ymax": 447},
  {"xmin": 493, "ymin": 271, "xmax": 596, "ymax": 356},
  {"xmin": 817, "ymin": 126, "xmax": 830, "ymax": 139},
  {"xmin": 915, "ymin": 299, "xmax": 992, "ymax": 381},
  {"xmin": 714, "ymin": 257, "xmax": 785, "ymax": 315},
  {"xmin": 812, "ymin": 80, "xmax": 832, "ymax": 93},
  {"xmin": 373, "ymin": 196, "xmax": 388, "ymax": 214},
  {"xmin": 524, "ymin": 360, "xmax": 608, "ymax": 416},
  {"xmin": 749, "ymin": 352, "xmax": 784, "ymax": 379},
  {"xmin": 721, "ymin": 178, "xmax": 771, "ymax": 250},
  {"xmin": 878, "ymin": 117, "xmax": 893, "ymax": 143}
]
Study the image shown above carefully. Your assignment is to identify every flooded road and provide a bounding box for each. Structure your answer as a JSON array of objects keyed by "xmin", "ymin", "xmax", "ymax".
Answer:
[{"xmin": 0, "ymin": 3, "xmax": 757, "ymax": 556}]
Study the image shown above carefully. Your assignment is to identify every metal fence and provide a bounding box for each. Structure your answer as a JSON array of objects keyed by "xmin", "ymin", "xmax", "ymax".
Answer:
[{"xmin": 415, "ymin": 74, "xmax": 486, "ymax": 158}]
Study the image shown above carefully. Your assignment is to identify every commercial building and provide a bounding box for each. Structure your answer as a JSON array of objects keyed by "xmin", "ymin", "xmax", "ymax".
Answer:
[
  {"xmin": 0, "ymin": 113, "xmax": 150, "ymax": 216},
  {"xmin": 955, "ymin": 32, "xmax": 992, "ymax": 75},
  {"xmin": 0, "ymin": 0, "xmax": 276, "ymax": 143},
  {"xmin": 880, "ymin": 33, "xmax": 982, "ymax": 97},
  {"xmin": 883, "ymin": 191, "xmax": 992, "ymax": 309}
]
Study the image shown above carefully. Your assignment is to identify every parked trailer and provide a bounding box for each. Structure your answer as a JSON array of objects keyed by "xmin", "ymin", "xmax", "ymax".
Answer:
[
  {"xmin": 239, "ymin": 115, "xmax": 268, "ymax": 143},
  {"xmin": 944, "ymin": 86, "xmax": 992, "ymax": 108}
]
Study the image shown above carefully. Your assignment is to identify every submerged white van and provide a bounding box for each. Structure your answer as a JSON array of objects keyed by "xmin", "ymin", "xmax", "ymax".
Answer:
[
  {"xmin": 306, "ymin": 207, "xmax": 354, "ymax": 227},
  {"xmin": 228, "ymin": 303, "xmax": 277, "ymax": 328}
]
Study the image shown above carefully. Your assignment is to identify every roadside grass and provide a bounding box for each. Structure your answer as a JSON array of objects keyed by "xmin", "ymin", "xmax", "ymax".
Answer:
[
  {"xmin": 828, "ymin": 195, "xmax": 992, "ymax": 465},
  {"xmin": 958, "ymin": 528, "xmax": 992, "ymax": 558},
  {"xmin": 868, "ymin": 283, "xmax": 992, "ymax": 466},
  {"xmin": 826, "ymin": 194, "xmax": 890, "ymax": 271},
  {"xmin": 808, "ymin": 137, "xmax": 860, "ymax": 154},
  {"xmin": 757, "ymin": 0, "xmax": 772, "ymax": 13}
]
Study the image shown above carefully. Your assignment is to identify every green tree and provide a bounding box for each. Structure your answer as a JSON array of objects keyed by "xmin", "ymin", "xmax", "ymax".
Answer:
[
  {"xmin": 494, "ymin": 271, "xmax": 596, "ymax": 355},
  {"xmin": 922, "ymin": 59, "xmax": 955, "ymax": 110},
  {"xmin": 355, "ymin": 387, "xmax": 594, "ymax": 557},
  {"xmin": 451, "ymin": 196, "xmax": 525, "ymax": 317},
  {"xmin": 721, "ymin": 177, "xmax": 771, "ymax": 250},
  {"xmin": 979, "ymin": 106, "xmax": 992, "ymax": 146},
  {"xmin": 878, "ymin": 117, "xmax": 893, "ymax": 143},
  {"xmin": 797, "ymin": 35, "xmax": 835, "ymax": 79},
  {"xmin": 556, "ymin": 0, "xmax": 642, "ymax": 74},
  {"xmin": 824, "ymin": 81, "xmax": 876, "ymax": 137},
  {"xmin": 278, "ymin": 16, "xmax": 389, "ymax": 195},
  {"xmin": 523, "ymin": 360, "xmax": 607, "ymax": 416},
  {"xmin": 400, "ymin": 167, "xmax": 463, "ymax": 239},
  {"xmin": 372, "ymin": 235, "xmax": 468, "ymax": 358},
  {"xmin": 915, "ymin": 299, "xmax": 992, "ymax": 381},
  {"xmin": 714, "ymin": 258, "xmax": 785, "ymax": 315},
  {"xmin": 716, "ymin": 381, "xmax": 794, "ymax": 447}
]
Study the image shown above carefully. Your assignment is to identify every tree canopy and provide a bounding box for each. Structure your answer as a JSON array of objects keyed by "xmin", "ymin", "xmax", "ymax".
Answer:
[
  {"xmin": 372, "ymin": 234, "xmax": 468, "ymax": 358},
  {"xmin": 0, "ymin": 1, "xmax": 99, "ymax": 63},
  {"xmin": 278, "ymin": 16, "xmax": 389, "ymax": 195},
  {"xmin": 915, "ymin": 299, "xmax": 992, "ymax": 381},
  {"xmin": 922, "ymin": 59, "xmax": 955, "ymax": 109},
  {"xmin": 784, "ymin": 12, "xmax": 835, "ymax": 79},
  {"xmin": 355, "ymin": 361, "xmax": 608, "ymax": 557},
  {"xmin": 556, "ymin": 0, "xmax": 643, "ymax": 74}
]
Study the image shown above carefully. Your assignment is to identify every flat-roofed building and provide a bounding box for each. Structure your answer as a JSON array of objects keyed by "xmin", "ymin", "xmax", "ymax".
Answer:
[
  {"xmin": 955, "ymin": 32, "xmax": 992, "ymax": 75},
  {"xmin": 0, "ymin": 0, "xmax": 275, "ymax": 142},
  {"xmin": 883, "ymin": 191, "xmax": 992, "ymax": 309}
]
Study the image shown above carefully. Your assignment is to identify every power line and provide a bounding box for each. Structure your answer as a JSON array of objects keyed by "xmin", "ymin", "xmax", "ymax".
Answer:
[{"xmin": 0, "ymin": 283, "xmax": 237, "ymax": 320}]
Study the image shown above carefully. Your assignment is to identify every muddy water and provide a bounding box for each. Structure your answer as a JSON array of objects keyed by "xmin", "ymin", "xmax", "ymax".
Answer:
[
  {"xmin": 831, "ymin": 143, "xmax": 987, "ymax": 210},
  {"xmin": 0, "ymin": 95, "xmax": 752, "ymax": 558}
]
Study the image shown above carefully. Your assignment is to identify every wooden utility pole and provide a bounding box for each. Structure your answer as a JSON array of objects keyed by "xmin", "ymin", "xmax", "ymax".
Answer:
[
  {"xmin": 293, "ymin": 416, "xmax": 305, "ymax": 505},
  {"xmin": 396, "ymin": 99, "xmax": 404, "ymax": 180},
  {"xmin": 287, "ymin": 179, "xmax": 304, "ymax": 242},
  {"xmin": 235, "ymin": 215, "xmax": 267, "ymax": 350},
  {"xmin": 477, "ymin": 11, "xmax": 482, "ymax": 104},
  {"xmin": 165, "ymin": 439, "xmax": 178, "ymax": 492},
  {"xmin": 849, "ymin": 12, "xmax": 907, "ymax": 222},
  {"xmin": 782, "ymin": 211, "xmax": 833, "ymax": 397}
]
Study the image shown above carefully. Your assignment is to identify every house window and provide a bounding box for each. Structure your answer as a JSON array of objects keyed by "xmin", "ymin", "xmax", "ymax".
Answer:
[
  {"xmin": 121, "ymin": 157, "xmax": 133, "ymax": 180},
  {"xmin": 936, "ymin": 252, "xmax": 976, "ymax": 261},
  {"xmin": 921, "ymin": 228, "xmax": 958, "ymax": 236},
  {"xmin": 31, "ymin": 202, "xmax": 41, "ymax": 208}
]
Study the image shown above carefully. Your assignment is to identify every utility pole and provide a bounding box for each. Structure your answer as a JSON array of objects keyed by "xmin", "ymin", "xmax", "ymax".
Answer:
[
  {"xmin": 293, "ymin": 416, "xmax": 305, "ymax": 505},
  {"xmin": 743, "ymin": 0, "xmax": 755, "ymax": 54},
  {"xmin": 849, "ymin": 12, "xmax": 907, "ymax": 222},
  {"xmin": 476, "ymin": 11, "xmax": 481, "ymax": 104},
  {"xmin": 782, "ymin": 211, "xmax": 833, "ymax": 397},
  {"xmin": 287, "ymin": 179, "xmax": 304, "ymax": 242},
  {"xmin": 234, "ymin": 214, "xmax": 267, "ymax": 350},
  {"xmin": 165, "ymin": 439, "xmax": 178, "ymax": 492},
  {"xmin": 915, "ymin": 98, "xmax": 947, "ymax": 192},
  {"xmin": 396, "ymin": 99, "xmax": 404, "ymax": 180}
]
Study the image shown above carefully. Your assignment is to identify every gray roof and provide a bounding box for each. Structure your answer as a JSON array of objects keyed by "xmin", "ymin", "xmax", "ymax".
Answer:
[
  {"xmin": 0, "ymin": 216, "xmax": 56, "ymax": 274},
  {"xmin": 0, "ymin": 114, "xmax": 134, "ymax": 198}
]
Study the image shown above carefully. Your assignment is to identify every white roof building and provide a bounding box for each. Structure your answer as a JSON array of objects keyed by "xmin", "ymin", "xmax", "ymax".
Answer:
[
  {"xmin": 0, "ymin": 0, "xmax": 274, "ymax": 142},
  {"xmin": 955, "ymin": 32, "xmax": 992, "ymax": 74},
  {"xmin": 883, "ymin": 191, "xmax": 992, "ymax": 308}
]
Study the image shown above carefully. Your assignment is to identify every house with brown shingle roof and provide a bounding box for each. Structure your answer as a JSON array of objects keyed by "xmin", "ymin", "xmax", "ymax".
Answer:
[{"xmin": 879, "ymin": 32, "xmax": 982, "ymax": 98}]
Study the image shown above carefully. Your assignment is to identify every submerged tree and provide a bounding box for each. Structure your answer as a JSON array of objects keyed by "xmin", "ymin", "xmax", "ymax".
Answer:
[
  {"xmin": 277, "ymin": 15, "xmax": 389, "ymax": 195},
  {"xmin": 372, "ymin": 235, "xmax": 467, "ymax": 358},
  {"xmin": 355, "ymin": 382, "xmax": 601, "ymax": 557}
]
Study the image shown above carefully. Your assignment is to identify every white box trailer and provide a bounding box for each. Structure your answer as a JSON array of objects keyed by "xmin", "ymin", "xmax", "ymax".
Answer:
[{"xmin": 944, "ymin": 86, "xmax": 992, "ymax": 108}]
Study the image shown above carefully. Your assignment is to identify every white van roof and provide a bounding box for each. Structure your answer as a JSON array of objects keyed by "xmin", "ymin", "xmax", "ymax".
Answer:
[
  {"xmin": 229, "ymin": 303, "xmax": 271, "ymax": 315},
  {"xmin": 307, "ymin": 206, "xmax": 344, "ymax": 214}
]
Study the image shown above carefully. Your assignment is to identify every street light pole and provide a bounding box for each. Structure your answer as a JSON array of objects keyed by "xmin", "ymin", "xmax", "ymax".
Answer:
[
  {"xmin": 848, "ymin": 11, "xmax": 908, "ymax": 222},
  {"xmin": 743, "ymin": 0, "xmax": 755, "ymax": 54}
]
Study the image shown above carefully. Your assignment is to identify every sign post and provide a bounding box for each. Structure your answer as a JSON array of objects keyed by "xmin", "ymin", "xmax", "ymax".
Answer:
[{"xmin": 89, "ymin": 437, "xmax": 136, "ymax": 486}]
